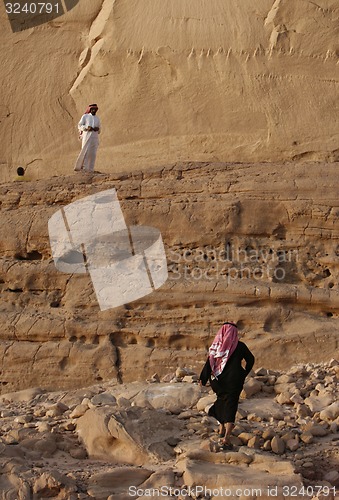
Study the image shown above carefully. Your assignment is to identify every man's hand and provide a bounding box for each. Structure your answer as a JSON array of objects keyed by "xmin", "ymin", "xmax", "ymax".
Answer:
[
  {"xmin": 87, "ymin": 126, "xmax": 93, "ymax": 131},
  {"xmin": 93, "ymin": 127, "xmax": 99, "ymax": 132}
]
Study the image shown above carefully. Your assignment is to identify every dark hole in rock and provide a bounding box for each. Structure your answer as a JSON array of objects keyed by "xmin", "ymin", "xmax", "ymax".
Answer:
[{"xmin": 15, "ymin": 251, "xmax": 42, "ymax": 261}]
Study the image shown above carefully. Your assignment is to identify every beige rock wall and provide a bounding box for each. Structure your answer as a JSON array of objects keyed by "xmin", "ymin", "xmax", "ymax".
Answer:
[
  {"xmin": 0, "ymin": 162, "xmax": 338, "ymax": 393},
  {"xmin": 1, "ymin": 0, "xmax": 338, "ymax": 181}
]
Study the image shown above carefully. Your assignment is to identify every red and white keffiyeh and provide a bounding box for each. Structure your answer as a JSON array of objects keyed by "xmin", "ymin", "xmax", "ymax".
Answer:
[
  {"xmin": 85, "ymin": 103, "xmax": 98, "ymax": 114},
  {"xmin": 208, "ymin": 323, "xmax": 239, "ymax": 378}
]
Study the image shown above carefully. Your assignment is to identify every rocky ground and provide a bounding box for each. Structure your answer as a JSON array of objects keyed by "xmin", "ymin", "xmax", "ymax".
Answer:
[{"xmin": 0, "ymin": 360, "xmax": 338, "ymax": 499}]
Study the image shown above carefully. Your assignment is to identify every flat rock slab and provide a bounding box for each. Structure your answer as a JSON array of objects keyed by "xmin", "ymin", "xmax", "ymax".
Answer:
[
  {"xmin": 177, "ymin": 455, "xmax": 303, "ymax": 496},
  {"xmin": 77, "ymin": 405, "xmax": 185, "ymax": 465},
  {"xmin": 239, "ymin": 397, "xmax": 285, "ymax": 420},
  {"xmin": 132, "ymin": 383, "xmax": 202, "ymax": 413}
]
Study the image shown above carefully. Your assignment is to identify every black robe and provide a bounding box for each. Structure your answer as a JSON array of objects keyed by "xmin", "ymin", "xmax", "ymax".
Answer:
[{"xmin": 199, "ymin": 341, "xmax": 255, "ymax": 423}]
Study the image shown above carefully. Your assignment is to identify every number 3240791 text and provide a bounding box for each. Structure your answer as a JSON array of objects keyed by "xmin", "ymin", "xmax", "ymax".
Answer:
[{"xmin": 5, "ymin": 3, "xmax": 60, "ymax": 14}]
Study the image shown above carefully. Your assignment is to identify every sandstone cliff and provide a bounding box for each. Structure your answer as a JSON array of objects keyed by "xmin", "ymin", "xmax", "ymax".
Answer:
[
  {"xmin": 0, "ymin": 162, "xmax": 338, "ymax": 393},
  {"xmin": 1, "ymin": 0, "xmax": 338, "ymax": 181}
]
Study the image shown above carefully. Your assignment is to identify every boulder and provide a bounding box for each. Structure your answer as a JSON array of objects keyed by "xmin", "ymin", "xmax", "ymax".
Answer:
[
  {"xmin": 303, "ymin": 423, "xmax": 328, "ymax": 437},
  {"xmin": 76, "ymin": 406, "xmax": 184, "ymax": 465},
  {"xmin": 87, "ymin": 468, "xmax": 153, "ymax": 500},
  {"xmin": 300, "ymin": 432, "xmax": 313, "ymax": 444},
  {"xmin": 176, "ymin": 453, "xmax": 303, "ymax": 494},
  {"xmin": 0, "ymin": 388, "xmax": 44, "ymax": 403},
  {"xmin": 91, "ymin": 393, "xmax": 117, "ymax": 406},
  {"xmin": 33, "ymin": 470, "xmax": 77, "ymax": 497},
  {"xmin": 70, "ymin": 403, "xmax": 89, "ymax": 418},
  {"xmin": 271, "ymin": 436, "xmax": 285, "ymax": 455},
  {"xmin": 323, "ymin": 470, "xmax": 339, "ymax": 485},
  {"xmin": 304, "ymin": 392, "xmax": 334, "ymax": 413},
  {"xmin": 196, "ymin": 395, "xmax": 215, "ymax": 412},
  {"xmin": 319, "ymin": 401, "xmax": 339, "ymax": 422},
  {"xmin": 241, "ymin": 378, "xmax": 263, "ymax": 398},
  {"xmin": 286, "ymin": 439, "xmax": 299, "ymax": 451}
]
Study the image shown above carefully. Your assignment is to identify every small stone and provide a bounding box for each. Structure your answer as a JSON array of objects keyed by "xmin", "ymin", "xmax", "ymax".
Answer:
[
  {"xmin": 166, "ymin": 436, "xmax": 181, "ymax": 447},
  {"xmin": 176, "ymin": 367, "xmax": 188, "ymax": 378},
  {"xmin": 276, "ymin": 392, "xmax": 292, "ymax": 405},
  {"xmin": 116, "ymin": 396, "xmax": 131, "ymax": 408},
  {"xmin": 286, "ymin": 439, "xmax": 299, "ymax": 451},
  {"xmin": 304, "ymin": 423, "xmax": 328, "ymax": 437},
  {"xmin": 300, "ymin": 432, "xmax": 313, "ymax": 444},
  {"xmin": 263, "ymin": 440, "xmax": 272, "ymax": 451},
  {"xmin": 320, "ymin": 402, "xmax": 339, "ymax": 422},
  {"xmin": 33, "ymin": 407, "xmax": 46, "ymax": 418},
  {"xmin": 69, "ymin": 404, "xmax": 89, "ymax": 419},
  {"xmin": 295, "ymin": 403, "xmax": 312, "ymax": 418},
  {"xmin": 161, "ymin": 373, "xmax": 175, "ymax": 383},
  {"xmin": 329, "ymin": 422, "xmax": 338, "ymax": 433},
  {"xmin": 69, "ymin": 447, "xmax": 87, "ymax": 460},
  {"xmin": 262, "ymin": 385, "xmax": 275, "ymax": 394},
  {"xmin": 275, "ymin": 374, "xmax": 295, "ymax": 385},
  {"xmin": 45, "ymin": 402, "xmax": 69, "ymax": 418},
  {"xmin": 59, "ymin": 421, "xmax": 76, "ymax": 431},
  {"xmin": 247, "ymin": 413, "xmax": 262, "ymax": 422},
  {"xmin": 323, "ymin": 470, "xmax": 339, "ymax": 485},
  {"xmin": 238, "ymin": 432, "xmax": 254, "ymax": 444},
  {"xmin": 229, "ymin": 436, "xmax": 242, "ymax": 447},
  {"xmin": 91, "ymin": 393, "xmax": 117, "ymax": 406},
  {"xmin": 236, "ymin": 408, "xmax": 248, "ymax": 420},
  {"xmin": 267, "ymin": 375, "xmax": 277, "ymax": 385},
  {"xmin": 290, "ymin": 393, "xmax": 304, "ymax": 405},
  {"xmin": 247, "ymin": 436, "xmax": 261, "ymax": 449},
  {"xmin": 14, "ymin": 415, "xmax": 33, "ymax": 424},
  {"xmin": 182, "ymin": 375, "xmax": 199, "ymax": 383},
  {"xmin": 271, "ymin": 436, "xmax": 285, "ymax": 454},
  {"xmin": 1, "ymin": 410, "xmax": 14, "ymax": 418},
  {"xmin": 255, "ymin": 367, "xmax": 268, "ymax": 376},
  {"xmin": 241, "ymin": 378, "xmax": 262, "ymax": 398},
  {"xmin": 36, "ymin": 422, "xmax": 51, "ymax": 433},
  {"xmin": 262, "ymin": 428, "xmax": 275, "ymax": 440},
  {"xmin": 281, "ymin": 431, "xmax": 296, "ymax": 442},
  {"xmin": 196, "ymin": 395, "xmax": 215, "ymax": 412}
]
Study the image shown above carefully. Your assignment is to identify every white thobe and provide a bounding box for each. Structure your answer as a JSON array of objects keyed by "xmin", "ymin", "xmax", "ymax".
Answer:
[{"xmin": 74, "ymin": 114, "xmax": 101, "ymax": 172}]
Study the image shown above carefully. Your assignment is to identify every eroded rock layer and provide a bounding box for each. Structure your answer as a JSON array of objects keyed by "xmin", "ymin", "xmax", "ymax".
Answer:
[{"xmin": 0, "ymin": 162, "xmax": 339, "ymax": 392}]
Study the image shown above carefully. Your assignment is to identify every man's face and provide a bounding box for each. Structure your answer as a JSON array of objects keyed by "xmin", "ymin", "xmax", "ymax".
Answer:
[{"xmin": 90, "ymin": 108, "xmax": 97, "ymax": 115}]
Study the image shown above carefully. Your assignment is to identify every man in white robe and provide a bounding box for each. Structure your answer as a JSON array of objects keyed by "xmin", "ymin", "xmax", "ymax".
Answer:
[{"xmin": 74, "ymin": 104, "xmax": 101, "ymax": 172}]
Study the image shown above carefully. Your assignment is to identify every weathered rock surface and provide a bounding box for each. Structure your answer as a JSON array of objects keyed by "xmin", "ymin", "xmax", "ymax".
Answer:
[
  {"xmin": 76, "ymin": 405, "xmax": 184, "ymax": 464},
  {"xmin": 1, "ymin": 164, "xmax": 339, "ymax": 392}
]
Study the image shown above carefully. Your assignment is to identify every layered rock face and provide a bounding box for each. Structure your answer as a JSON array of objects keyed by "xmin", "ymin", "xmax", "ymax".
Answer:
[
  {"xmin": 1, "ymin": 0, "xmax": 338, "ymax": 181},
  {"xmin": 0, "ymin": 162, "xmax": 338, "ymax": 393}
]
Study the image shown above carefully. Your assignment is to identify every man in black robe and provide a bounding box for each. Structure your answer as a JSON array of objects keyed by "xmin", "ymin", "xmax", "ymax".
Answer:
[{"xmin": 199, "ymin": 322, "xmax": 255, "ymax": 450}]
